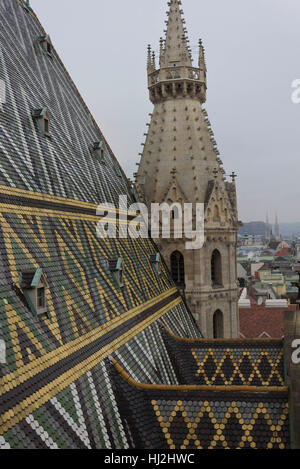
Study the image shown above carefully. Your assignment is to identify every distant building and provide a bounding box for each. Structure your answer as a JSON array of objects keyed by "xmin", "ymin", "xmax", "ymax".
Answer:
[
  {"xmin": 237, "ymin": 263, "xmax": 248, "ymax": 287},
  {"xmin": 240, "ymin": 304, "xmax": 297, "ymax": 339},
  {"xmin": 239, "ymin": 287, "xmax": 297, "ymax": 338}
]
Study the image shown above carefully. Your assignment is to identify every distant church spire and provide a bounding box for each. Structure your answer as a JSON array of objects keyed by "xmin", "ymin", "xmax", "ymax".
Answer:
[
  {"xmin": 275, "ymin": 213, "xmax": 280, "ymax": 241},
  {"xmin": 265, "ymin": 212, "xmax": 271, "ymax": 242}
]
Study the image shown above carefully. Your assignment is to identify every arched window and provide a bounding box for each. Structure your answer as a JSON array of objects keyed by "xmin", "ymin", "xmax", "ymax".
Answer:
[
  {"xmin": 171, "ymin": 206, "xmax": 180, "ymax": 220},
  {"xmin": 211, "ymin": 249, "xmax": 222, "ymax": 287},
  {"xmin": 170, "ymin": 251, "xmax": 185, "ymax": 286},
  {"xmin": 170, "ymin": 203, "xmax": 182, "ymax": 221},
  {"xmin": 213, "ymin": 310, "xmax": 224, "ymax": 338}
]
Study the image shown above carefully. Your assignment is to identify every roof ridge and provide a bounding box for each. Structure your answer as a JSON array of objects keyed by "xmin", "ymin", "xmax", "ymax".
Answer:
[
  {"xmin": 161, "ymin": 322, "xmax": 284, "ymax": 344},
  {"xmin": 113, "ymin": 359, "xmax": 288, "ymax": 393}
]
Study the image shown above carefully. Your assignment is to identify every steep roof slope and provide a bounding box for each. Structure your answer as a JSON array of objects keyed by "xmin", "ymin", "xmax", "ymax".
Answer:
[
  {"xmin": 0, "ymin": 0, "xmax": 129, "ymax": 205},
  {"xmin": 0, "ymin": 0, "xmax": 291, "ymax": 450},
  {"xmin": 0, "ymin": 0, "xmax": 201, "ymax": 449}
]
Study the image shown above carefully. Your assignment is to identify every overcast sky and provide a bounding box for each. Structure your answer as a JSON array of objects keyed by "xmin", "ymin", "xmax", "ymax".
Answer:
[{"xmin": 30, "ymin": 0, "xmax": 300, "ymax": 223}]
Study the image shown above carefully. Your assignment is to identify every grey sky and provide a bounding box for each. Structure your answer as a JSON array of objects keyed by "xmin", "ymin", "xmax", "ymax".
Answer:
[{"xmin": 30, "ymin": 0, "xmax": 300, "ymax": 223}]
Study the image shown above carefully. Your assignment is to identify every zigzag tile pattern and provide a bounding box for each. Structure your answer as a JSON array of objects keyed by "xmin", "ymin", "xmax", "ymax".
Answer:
[
  {"xmin": 111, "ymin": 362, "xmax": 290, "ymax": 450},
  {"xmin": 161, "ymin": 325, "xmax": 285, "ymax": 387},
  {"xmin": 0, "ymin": 191, "xmax": 179, "ymax": 375}
]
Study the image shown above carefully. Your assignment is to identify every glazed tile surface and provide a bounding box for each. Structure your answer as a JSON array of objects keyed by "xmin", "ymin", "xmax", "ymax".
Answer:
[{"xmin": 0, "ymin": 0, "xmax": 291, "ymax": 449}]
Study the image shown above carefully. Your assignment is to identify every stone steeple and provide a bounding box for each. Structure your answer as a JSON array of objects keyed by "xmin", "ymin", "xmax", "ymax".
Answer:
[
  {"xmin": 161, "ymin": 0, "xmax": 192, "ymax": 67},
  {"xmin": 146, "ymin": 0, "xmax": 206, "ymax": 106},
  {"xmin": 135, "ymin": 0, "xmax": 239, "ymax": 338}
]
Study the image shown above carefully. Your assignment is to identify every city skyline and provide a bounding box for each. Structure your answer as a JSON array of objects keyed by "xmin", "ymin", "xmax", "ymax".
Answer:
[{"xmin": 31, "ymin": 0, "xmax": 300, "ymax": 222}]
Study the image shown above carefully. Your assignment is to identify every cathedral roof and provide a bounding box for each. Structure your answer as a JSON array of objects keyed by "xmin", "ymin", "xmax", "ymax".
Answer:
[
  {"xmin": 0, "ymin": 0, "xmax": 291, "ymax": 450},
  {"xmin": 0, "ymin": 0, "xmax": 201, "ymax": 449},
  {"xmin": 0, "ymin": 0, "xmax": 129, "ymax": 206}
]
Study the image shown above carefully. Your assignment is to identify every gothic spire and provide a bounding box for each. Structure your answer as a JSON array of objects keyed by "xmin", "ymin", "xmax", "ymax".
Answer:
[
  {"xmin": 275, "ymin": 212, "xmax": 280, "ymax": 241},
  {"xmin": 147, "ymin": 44, "xmax": 153, "ymax": 73},
  {"xmin": 198, "ymin": 39, "xmax": 207, "ymax": 82},
  {"xmin": 163, "ymin": 0, "xmax": 192, "ymax": 67},
  {"xmin": 147, "ymin": 0, "xmax": 207, "ymax": 104},
  {"xmin": 266, "ymin": 211, "xmax": 271, "ymax": 242}
]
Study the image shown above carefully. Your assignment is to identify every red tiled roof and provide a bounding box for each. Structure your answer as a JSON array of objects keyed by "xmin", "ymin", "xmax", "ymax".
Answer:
[
  {"xmin": 275, "ymin": 248, "xmax": 290, "ymax": 257},
  {"xmin": 239, "ymin": 304, "xmax": 297, "ymax": 338}
]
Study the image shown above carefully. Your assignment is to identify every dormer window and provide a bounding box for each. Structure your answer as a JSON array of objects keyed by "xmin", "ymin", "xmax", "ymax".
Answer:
[
  {"xmin": 21, "ymin": 0, "xmax": 31, "ymax": 12},
  {"xmin": 32, "ymin": 107, "xmax": 51, "ymax": 137},
  {"xmin": 39, "ymin": 35, "xmax": 52, "ymax": 57},
  {"xmin": 114, "ymin": 166, "xmax": 122, "ymax": 178},
  {"xmin": 21, "ymin": 269, "xmax": 49, "ymax": 318},
  {"xmin": 150, "ymin": 253, "xmax": 161, "ymax": 275},
  {"xmin": 109, "ymin": 258, "xmax": 124, "ymax": 288},
  {"xmin": 44, "ymin": 117, "xmax": 50, "ymax": 135},
  {"xmin": 37, "ymin": 287, "xmax": 46, "ymax": 308},
  {"xmin": 93, "ymin": 140, "xmax": 105, "ymax": 163}
]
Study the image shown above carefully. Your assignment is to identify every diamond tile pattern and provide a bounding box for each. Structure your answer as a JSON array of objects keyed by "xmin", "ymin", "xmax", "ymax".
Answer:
[
  {"xmin": 111, "ymin": 363, "xmax": 291, "ymax": 450},
  {"xmin": 161, "ymin": 325, "xmax": 285, "ymax": 387}
]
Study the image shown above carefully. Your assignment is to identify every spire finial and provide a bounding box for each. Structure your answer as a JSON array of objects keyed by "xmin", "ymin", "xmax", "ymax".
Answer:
[
  {"xmin": 152, "ymin": 51, "xmax": 156, "ymax": 70},
  {"xmin": 199, "ymin": 38, "xmax": 207, "ymax": 69},
  {"xmin": 230, "ymin": 171, "xmax": 237, "ymax": 182},
  {"xmin": 159, "ymin": 37, "xmax": 165, "ymax": 66},
  {"xmin": 147, "ymin": 44, "xmax": 152, "ymax": 72}
]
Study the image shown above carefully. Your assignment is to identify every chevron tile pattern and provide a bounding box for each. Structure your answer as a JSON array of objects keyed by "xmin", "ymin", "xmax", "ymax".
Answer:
[
  {"xmin": 191, "ymin": 347, "xmax": 285, "ymax": 386},
  {"xmin": 153, "ymin": 398, "xmax": 290, "ymax": 449},
  {"xmin": 111, "ymin": 362, "xmax": 291, "ymax": 450},
  {"xmin": 161, "ymin": 325, "xmax": 285, "ymax": 387}
]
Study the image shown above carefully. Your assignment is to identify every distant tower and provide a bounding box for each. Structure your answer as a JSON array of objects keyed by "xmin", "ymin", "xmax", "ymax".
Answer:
[
  {"xmin": 135, "ymin": 0, "xmax": 239, "ymax": 338},
  {"xmin": 265, "ymin": 212, "xmax": 271, "ymax": 243},
  {"xmin": 275, "ymin": 213, "xmax": 280, "ymax": 241}
]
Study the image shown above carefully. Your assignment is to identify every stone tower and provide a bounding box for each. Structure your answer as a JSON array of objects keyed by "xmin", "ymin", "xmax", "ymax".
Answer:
[{"xmin": 135, "ymin": 0, "xmax": 240, "ymax": 338}]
